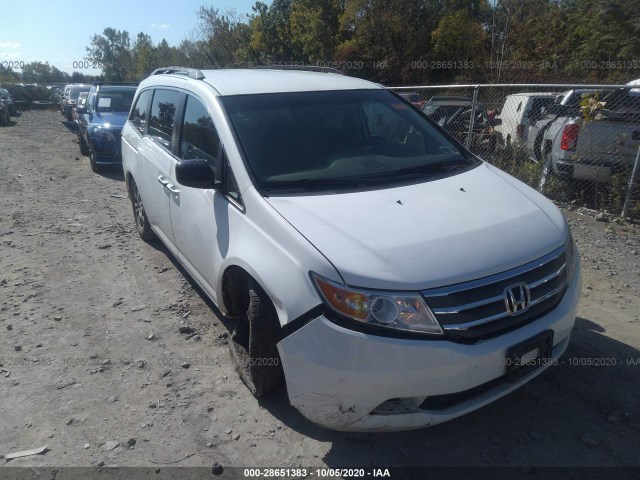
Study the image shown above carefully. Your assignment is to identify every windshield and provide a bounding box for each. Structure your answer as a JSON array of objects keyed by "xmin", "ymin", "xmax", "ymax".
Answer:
[
  {"xmin": 70, "ymin": 87, "xmax": 90, "ymax": 99},
  {"xmin": 95, "ymin": 88, "xmax": 135, "ymax": 113},
  {"xmin": 220, "ymin": 89, "xmax": 477, "ymax": 193}
]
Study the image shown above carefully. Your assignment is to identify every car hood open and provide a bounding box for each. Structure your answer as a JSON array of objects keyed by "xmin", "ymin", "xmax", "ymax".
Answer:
[{"xmin": 265, "ymin": 162, "xmax": 567, "ymax": 290}]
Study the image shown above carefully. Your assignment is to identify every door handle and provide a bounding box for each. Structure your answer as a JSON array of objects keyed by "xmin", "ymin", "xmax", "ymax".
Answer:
[
  {"xmin": 157, "ymin": 175, "xmax": 170, "ymax": 186},
  {"xmin": 165, "ymin": 183, "xmax": 180, "ymax": 195}
]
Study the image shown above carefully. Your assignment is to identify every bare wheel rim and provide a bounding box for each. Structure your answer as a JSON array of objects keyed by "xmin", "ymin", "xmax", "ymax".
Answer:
[{"xmin": 133, "ymin": 186, "xmax": 146, "ymax": 229}]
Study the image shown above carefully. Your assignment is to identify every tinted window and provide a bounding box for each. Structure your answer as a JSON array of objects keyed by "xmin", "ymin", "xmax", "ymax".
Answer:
[
  {"xmin": 129, "ymin": 89, "xmax": 152, "ymax": 135},
  {"xmin": 148, "ymin": 89, "xmax": 181, "ymax": 149},
  {"xmin": 70, "ymin": 87, "xmax": 90, "ymax": 99},
  {"xmin": 224, "ymin": 156, "xmax": 241, "ymax": 203},
  {"xmin": 179, "ymin": 96, "xmax": 220, "ymax": 164},
  {"xmin": 95, "ymin": 88, "xmax": 135, "ymax": 113},
  {"xmin": 220, "ymin": 89, "xmax": 475, "ymax": 193}
]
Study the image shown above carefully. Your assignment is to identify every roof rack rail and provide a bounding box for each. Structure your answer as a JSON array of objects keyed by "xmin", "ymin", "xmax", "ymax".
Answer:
[
  {"xmin": 248, "ymin": 65, "xmax": 344, "ymax": 75},
  {"xmin": 92, "ymin": 81, "xmax": 139, "ymax": 86},
  {"xmin": 151, "ymin": 66, "xmax": 205, "ymax": 80}
]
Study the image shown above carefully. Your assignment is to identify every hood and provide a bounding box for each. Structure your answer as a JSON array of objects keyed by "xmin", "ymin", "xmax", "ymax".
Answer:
[
  {"xmin": 266, "ymin": 163, "xmax": 567, "ymax": 290},
  {"xmin": 90, "ymin": 111, "xmax": 128, "ymax": 129}
]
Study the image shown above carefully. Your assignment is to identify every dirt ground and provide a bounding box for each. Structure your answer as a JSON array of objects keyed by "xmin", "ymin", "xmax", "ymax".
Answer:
[{"xmin": 1, "ymin": 110, "xmax": 640, "ymax": 478}]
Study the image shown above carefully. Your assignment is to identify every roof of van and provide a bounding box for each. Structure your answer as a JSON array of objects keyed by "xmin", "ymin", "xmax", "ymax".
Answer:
[{"xmin": 149, "ymin": 69, "xmax": 383, "ymax": 96}]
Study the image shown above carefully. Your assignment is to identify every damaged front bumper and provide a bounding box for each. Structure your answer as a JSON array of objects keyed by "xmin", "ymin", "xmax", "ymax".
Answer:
[{"xmin": 277, "ymin": 263, "xmax": 581, "ymax": 432}]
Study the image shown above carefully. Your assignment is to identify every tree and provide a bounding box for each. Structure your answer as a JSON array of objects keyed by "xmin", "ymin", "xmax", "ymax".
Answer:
[
  {"xmin": 131, "ymin": 33, "xmax": 157, "ymax": 79},
  {"xmin": 197, "ymin": 7, "xmax": 250, "ymax": 67},
  {"xmin": 0, "ymin": 65, "xmax": 20, "ymax": 84},
  {"xmin": 290, "ymin": 0, "xmax": 342, "ymax": 63},
  {"xmin": 85, "ymin": 28, "xmax": 132, "ymax": 81}
]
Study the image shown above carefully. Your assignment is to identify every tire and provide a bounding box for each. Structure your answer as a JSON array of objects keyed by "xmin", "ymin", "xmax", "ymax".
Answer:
[
  {"xmin": 78, "ymin": 131, "xmax": 90, "ymax": 156},
  {"xmin": 130, "ymin": 179, "xmax": 156, "ymax": 241},
  {"xmin": 89, "ymin": 149, "xmax": 101, "ymax": 173},
  {"xmin": 66, "ymin": 108, "xmax": 73, "ymax": 121},
  {"xmin": 229, "ymin": 279, "xmax": 284, "ymax": 397},
  {"xmin": 0, "ymin": 109, "xmax": 8, "ymax": 125},
  {"xmin": 537, "ymin": 149, "xmax": 555, "ymax": 193}
]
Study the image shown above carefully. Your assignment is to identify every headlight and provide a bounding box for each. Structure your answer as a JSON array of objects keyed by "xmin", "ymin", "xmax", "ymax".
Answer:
[
  {"xmin": 311, "ymin": 273, "xmax": 443, "ymax": 335},
  {"xmin": 565, "ymin": 230, "xmax": 577, "ymax": 285},
  {"xmin": 91, "ymin": 129, "xmax": 116, "ymax": 143}
]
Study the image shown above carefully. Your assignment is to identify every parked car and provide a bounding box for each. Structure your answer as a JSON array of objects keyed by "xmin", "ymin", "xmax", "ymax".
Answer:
[
  {"xmin": 61, "ymin": 84, "xmax": 91, "ymax": 121},
  {"xmin": 422, "ymin": 97, "xmax": 497, "ymax": 155},
  {"xmin": 122, "ymin": 67, "xmax": 580, "ymax": 432},
  {"xmin": 494, "ymin": 93, "xmax": 559, "ymax": 149},
  {"xmin": 539, "ymin": 88, "xmax": 640, "ymax": 184},
  {"xmin": 0, "ymin": 97, "xmax": 10, "ymax": 125},
  {"xmin": 0, "ymin": 88, "xmax": 16, "ymax": 115},
  {"xmin": 72, "ymin": 92, "xmax": 89, "ymax": 122},
  {"xmin": 397, "ymin": 92, "xmax": 426, "ymax": 109},
  {"xmin": 76, "ymin": 84, "xmax": 137, "ymax": 172},
  {"xmin": 526, "ymin": 89, "xmax": 612, "ymax": 163}
]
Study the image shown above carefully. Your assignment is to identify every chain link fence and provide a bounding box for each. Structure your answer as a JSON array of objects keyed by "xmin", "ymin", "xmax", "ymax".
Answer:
[{"xmin": 390, "ymin": 84, "xmax": 640, "ymax": 221}]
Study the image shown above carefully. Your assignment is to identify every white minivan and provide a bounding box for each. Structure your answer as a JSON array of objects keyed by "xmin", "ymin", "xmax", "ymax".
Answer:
[
  {"xmin": 494, "ymin": 92, "xmax": 559, "ymax": 149},
  {"xmin": 121, "ymin": 68, "xmax": 581, "ymax": 432}
]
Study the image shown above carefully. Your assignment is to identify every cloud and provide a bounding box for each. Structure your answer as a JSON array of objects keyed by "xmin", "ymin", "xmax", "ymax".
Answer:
[
  {"xmin": 150, "ymin": 23, "xmax": 171, "ymax": 30},
  {"xmin": 0, "ymin": 41, "xmax": 20, "ymax": 49},
  {"xmin": 0, "ymin": 51, "xmax": 20, "ymax": 61}
]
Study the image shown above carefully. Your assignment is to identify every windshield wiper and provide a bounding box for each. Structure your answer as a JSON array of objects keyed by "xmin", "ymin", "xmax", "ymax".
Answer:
[
  {"xmin": 345, "ymin": 158, "xmax": 472, "ymax": 180},
  {"xmin": 261, "ymin": 177, "xmax": 368, "ymax": 190}
]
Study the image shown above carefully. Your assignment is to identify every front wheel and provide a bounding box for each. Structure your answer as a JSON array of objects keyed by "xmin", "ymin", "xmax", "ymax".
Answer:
[
  {"xmin": 229, "ymin": 279, "xmax": 284, "ymax": 397},
  {"xmin": 130, "ymin": 180, "xmax": 155, "ymax": 241},
  {"xmin": 89, "ymin": 149, "xmax": 101, "ymax": 173},
  {"xmin": 78, "ymin": 131, "xmax": 90, "ymax": 156}
]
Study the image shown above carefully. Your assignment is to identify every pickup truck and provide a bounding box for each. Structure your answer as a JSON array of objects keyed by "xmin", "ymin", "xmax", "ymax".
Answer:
[
  {"xmin": 526, "ymin": 89, "xmax": 611, "ymax": 163},
  {"xmin": 537, "ymin": 89, "xmax": 640, "ymax": 185}
]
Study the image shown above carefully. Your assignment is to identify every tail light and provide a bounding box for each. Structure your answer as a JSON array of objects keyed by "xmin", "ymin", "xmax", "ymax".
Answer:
[
  {"xmin": 516, "ymin": 124, "xmax": 525, "ymax": 137},
  {"xmin": 560, "ymin": 124, "xmax": 580, "ymax": 151}
]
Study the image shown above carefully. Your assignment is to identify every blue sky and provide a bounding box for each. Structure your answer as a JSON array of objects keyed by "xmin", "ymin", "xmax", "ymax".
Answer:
[{"xmin": 0, "ymin": 0, "xmax": 259, "ymax": 75}]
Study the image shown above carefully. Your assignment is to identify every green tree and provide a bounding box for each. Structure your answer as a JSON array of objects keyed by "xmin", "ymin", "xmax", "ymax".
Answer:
[
  {"xmin": 85, "ymin": 28, "xmax": 132, "ymax": 81},
  {"xmin": 290, "ymin": 0, "xmax": 342, "ymax": 63},
  {"xmin": 197, "ymin": 7, "xmax": 250, "ymax": 67},
  {"xmin": 131, "ymin": 33, "xmax": 157, "ymax": 79}
]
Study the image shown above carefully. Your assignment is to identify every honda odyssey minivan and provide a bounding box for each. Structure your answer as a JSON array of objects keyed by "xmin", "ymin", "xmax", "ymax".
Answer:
[{"xmin": 121, "ymin": 67, "xmax": 581, "ymax": 431}]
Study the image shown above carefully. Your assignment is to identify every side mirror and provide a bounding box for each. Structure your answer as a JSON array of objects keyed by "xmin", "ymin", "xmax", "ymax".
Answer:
[
  {"xmin": 76, "ymin": 106, "xmax": 87, "ymax": 114},
  {"xmin": 491, "ymin": 118, "xmax": 502, "ymax": 126},
  {"xmin": 176, "ymin": 159, "xmax": 216, "ymax": 189}
]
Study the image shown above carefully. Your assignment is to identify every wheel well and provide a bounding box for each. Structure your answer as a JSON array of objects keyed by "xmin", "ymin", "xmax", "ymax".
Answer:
[
  {"xmin": 125, "ymin": 172, "xmax": 134, "ymax": 200},
  {"xmin": 222, "ymin": 266, "xmax": 252, "ymax": 318}
]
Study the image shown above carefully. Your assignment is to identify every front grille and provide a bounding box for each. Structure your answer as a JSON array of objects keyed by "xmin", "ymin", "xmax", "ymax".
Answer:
[{"xmin": 422, "ymin": 246, "xmax": 567, "ymax": 341}]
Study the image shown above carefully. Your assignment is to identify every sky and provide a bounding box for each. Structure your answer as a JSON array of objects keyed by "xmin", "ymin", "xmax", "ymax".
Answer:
[{"xmin": 0, "ymin": 0, "xmax": 259, "ymax": 75}]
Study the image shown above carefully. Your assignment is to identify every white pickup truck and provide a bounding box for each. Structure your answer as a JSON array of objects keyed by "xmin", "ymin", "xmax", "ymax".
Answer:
[{"xmin": 539, "ymin": 90, "xmax": 640, "ymax": 183}]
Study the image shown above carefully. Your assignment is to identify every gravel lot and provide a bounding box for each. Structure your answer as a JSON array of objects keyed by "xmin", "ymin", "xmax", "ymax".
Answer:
[{"xmin": 1, "ymin": 110, "xmax": 640, "ymax": 478}]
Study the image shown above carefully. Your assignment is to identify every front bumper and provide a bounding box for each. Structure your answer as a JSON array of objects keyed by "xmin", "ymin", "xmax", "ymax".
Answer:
[
  {"xmin": 90, "ymin": 132, "xmax": 123, "ymax": 164},
  {"xmin": 278, "ymin": 260, "xmax": 581, "ymax": 432}
]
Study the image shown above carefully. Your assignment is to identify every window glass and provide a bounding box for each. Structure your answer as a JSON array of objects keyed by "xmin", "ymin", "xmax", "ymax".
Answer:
[
  {"xmin": 179, "ymin": 96, "xmax": 220, "ymax": 164},
  {"xmin": 224, "ymin": 157, "xmax": 241, "ymax": 203},
  {"xmin": 86, "ymin": 91, "xmax": 96, "ymax": 111},
  {"xmin": 148, "ymin": 89, "xmax": 181, "ymax": 149},
  {"xmin": 220, "ymin": 90, "xmax": 475, "ymax": 193},
  {"xmin": 95, "ymin": 88, "xmax": 135, "ymax": 113},
  {"xmin": 129, "ymin": 89, "xmax": 152, "ymax": 135}
]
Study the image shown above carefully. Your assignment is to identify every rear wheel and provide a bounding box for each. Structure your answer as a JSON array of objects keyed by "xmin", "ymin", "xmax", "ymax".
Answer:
[
  {"xmin": 229, "ymin": 279, "xmax": 284, "ymax": 397},
  {"xmin": 130, "ymin": 179, "xmax": 155, "ymax": 241},
  {"xmin": 537, "ymin": 148, "xmax": 555, "ymax": 192}
]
